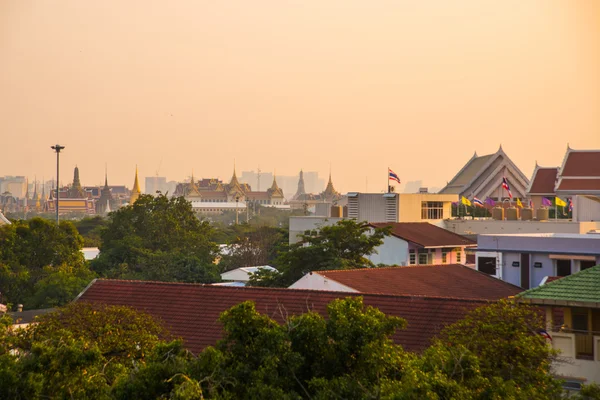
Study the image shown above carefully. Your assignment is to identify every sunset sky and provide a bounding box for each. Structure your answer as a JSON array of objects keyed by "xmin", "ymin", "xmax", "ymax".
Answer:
[{"xmin": 1, "ymin": 1, "xmax": 599, "ymax": 193}]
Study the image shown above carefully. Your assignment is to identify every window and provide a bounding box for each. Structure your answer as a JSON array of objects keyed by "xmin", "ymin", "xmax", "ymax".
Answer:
[
  {"xmin": 478, "ymin": 257, "xmax": 496, "ymax": 275},
  {"xmin": 421, "ymin": 202, "xmax": 444, "ymax": 220},
  {"xmin": 556, "ymin": 260, "xmax": 571, "ymax": 277},
  {"xmin": 456, "ymin": 249, "xmax": 461, "ymax": 263},
  {"xmin": 581, "ymin": 260, "xmax": 596, "ymax": 271},
  {"xmin": 418, "ymin": 251, "xmax": 428, "ymax": 265},
  {"xmin": 409, "ymin": 250, "xmax": 416, "ymax": 265},
  {"xmin": 442, "ymin": 250, "xmax": 448, "ymax": 264}
]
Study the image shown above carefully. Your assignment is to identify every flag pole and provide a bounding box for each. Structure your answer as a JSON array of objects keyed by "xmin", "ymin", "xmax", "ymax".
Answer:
[{"xmin": 387, "ymin": 167, "xmax": 390, "ymax": 193}]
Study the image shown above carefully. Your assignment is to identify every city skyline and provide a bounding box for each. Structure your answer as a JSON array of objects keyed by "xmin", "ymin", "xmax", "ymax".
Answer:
[{"xmin": 1, "ymin": 1, "xmax": 599, "ymax": 193}]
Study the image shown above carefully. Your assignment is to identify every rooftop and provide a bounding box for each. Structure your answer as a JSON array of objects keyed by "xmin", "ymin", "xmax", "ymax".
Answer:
[
  {"xmin": 312, "ymin": 265, "xmax": 522, "ymax": 300},
  {"xmin": 516, "ymin": 265, "xmax": 600, "ymax": 307},
  {"xmin": 77, "ymin": 279, "xmax": 490, "ymax": 354},
  {"xmin": 528, "ymin": 167, "xmax": 558, "ymax": 195},
  {"xmin": 561, "ymin": 150, "xmax": 600, "ymax": 177},
  {"xmin": 370, "ymin": 222, "xmax": 475, "ymax": 248}
]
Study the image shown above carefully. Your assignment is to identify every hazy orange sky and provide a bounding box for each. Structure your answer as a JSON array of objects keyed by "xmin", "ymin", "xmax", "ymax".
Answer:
[{"xmin": 1, "ymin": 0, "xmax": 599, "ymax": 193}]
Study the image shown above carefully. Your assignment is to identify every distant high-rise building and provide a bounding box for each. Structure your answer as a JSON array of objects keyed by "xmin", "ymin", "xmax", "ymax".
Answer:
[
  {"xmin": 145, "ymin": 176, "xmax": 168, "ymax": 195},
  {"xmin": 0, "ymin": 176, "xmax": 27, "ymax": 198}
]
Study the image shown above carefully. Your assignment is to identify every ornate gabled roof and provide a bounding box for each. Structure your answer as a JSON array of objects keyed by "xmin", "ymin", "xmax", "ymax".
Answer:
[
  {"xmin": 439, "ymin": 147, "xmax": 529, "ymax": 199},
  {"xmin": 186, "ymin": 172, "xmax": 201, "ymax": 197},
  {"xmin": 267, "ymin": 174, "xmax": 284, "ymax": 198},
  {"xmin": 322, "ymin": 172, "xmax": 339, "ymax": 200},
  {"xmin": 227, "ymin": 165, "xmax": 245, "ymax": 195}
]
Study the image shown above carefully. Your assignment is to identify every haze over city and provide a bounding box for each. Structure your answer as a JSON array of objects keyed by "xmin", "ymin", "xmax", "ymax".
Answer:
[{"xmin": 1, "ymin": 0, "xmax": 599, "ymax": 192}]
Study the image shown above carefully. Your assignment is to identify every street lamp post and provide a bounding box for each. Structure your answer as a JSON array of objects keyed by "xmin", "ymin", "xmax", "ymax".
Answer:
[{"xmin": 51, "ymin": 144, "xmax": 65, "ymax": 224}]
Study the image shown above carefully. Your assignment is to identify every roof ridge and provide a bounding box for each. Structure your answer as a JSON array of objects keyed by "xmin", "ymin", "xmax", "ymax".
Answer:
[
  {"xmin": 317, "ymin": 264, "xmax": 462, "ymax": 274},
  {"xmin": 90, "ymin": 278, "xmax": 495, "ymax": 303}
]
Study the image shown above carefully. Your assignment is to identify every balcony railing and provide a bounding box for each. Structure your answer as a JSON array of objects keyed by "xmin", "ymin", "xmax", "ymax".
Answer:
[{"xmin": 553, "ymin": 328, "xmax": 600, "ymax": 361}]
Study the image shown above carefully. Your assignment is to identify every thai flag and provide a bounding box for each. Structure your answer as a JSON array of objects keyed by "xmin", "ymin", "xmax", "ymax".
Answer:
[
  {"xmin": 473, "ymin": 197, "xmax": 484, "ymax": 207},
  {"xmin": 537, "ymin": 329, "xmax": 552, "ymax": 341},
  {"xmin": 502, "ymin": 177, "xmax": 513, "ymax": 199},
  {"xmin": 568, "ymin": 198, "xmax": 573, "ymax": 212},
  {"xmin": 388, "ymin": 169, "xmax": 401, "ymax": 184}
]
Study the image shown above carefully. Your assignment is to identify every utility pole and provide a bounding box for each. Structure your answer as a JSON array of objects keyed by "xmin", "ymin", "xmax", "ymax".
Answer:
[{"xmin": 51, "ymin": 144, "xmax": 65, "ymax": 224}]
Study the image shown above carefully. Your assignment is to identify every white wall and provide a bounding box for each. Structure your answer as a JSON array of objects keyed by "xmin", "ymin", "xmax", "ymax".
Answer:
[
  {"xmin": 289, "ymin": 273, "xmax": 358, "ymax": 292},
  {"xmin": 367, "ymin": 235, "xmax": 409, "ymax": 266}
]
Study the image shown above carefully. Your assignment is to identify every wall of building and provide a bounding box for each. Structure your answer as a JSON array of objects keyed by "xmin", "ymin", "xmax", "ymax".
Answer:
[
  {"xmin": 445, "ymin": 219, "xmax": 600, "ymax": 236},
  {"xmin": 289, "ymin": 273, "xmax": 357, "ymax": 292},
  {"xmin": 552, "ymin": 331, "xmax": 600, "ymax": 384},
  {"xmin": 367, "ymin": 235, "xmax": 409, "ymax": 266},
  {"xmin": 574, "ymin": 195, "xmax": 600, "ymax": 222},
  {"xmin": 397, "ymin": 193, "xmax": 456, "ymax": 224}
]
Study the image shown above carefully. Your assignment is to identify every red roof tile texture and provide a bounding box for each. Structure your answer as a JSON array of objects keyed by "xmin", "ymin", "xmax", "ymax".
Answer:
[
  {"xmin": 529, "ymin": 168, "xmax": 558, "ymax": 195},
  {"xmin": 556, "ymin": 179, "xmax": 600, "ymax": 191},
  {"xmin": 316, "ymin": 265, "xmax": 522, "ymax": 300},
  {"xmin": 369, "ymin": 222, "xmax": 475, "ymax": 248},
  {"xmin": 561, "ymin": 151, "xmax": 600, "ymax": 177},
  {"xmin": 77, "ymin": 280, "xmax": 489, "ymax": 354}
]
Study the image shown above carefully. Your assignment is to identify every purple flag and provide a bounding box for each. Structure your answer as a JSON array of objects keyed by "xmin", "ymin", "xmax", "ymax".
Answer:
[
  {"xmin": 542, "ymin": 197, "xmax": 552, "ymax": 207},
  {"xmin": 485, "ymin": 197, "xmax": 495, "ymax": 206}
]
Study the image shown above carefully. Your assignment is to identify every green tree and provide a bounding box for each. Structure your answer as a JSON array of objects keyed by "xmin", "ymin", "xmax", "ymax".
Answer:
[
  {"xmin": 2, "ymin": 217, "xmax": 84, "ymax": 271},
  {"xmin": 0, "ymin": 302, "xmax": 171, "ymax": 400},
  {"xmin": 0, "ymin": 217, "xmax": 90, "ymax": 309},
  {"xmin": 218, "ymin": 225, "xmax": 287, "ymax": 272},
  {"xmin": 74, "ymin": 215, "xmax": 108, "ymax": 247},
  {"xmin": 250, "ymin": 220, "xmax": 390, "ymax": 287},
  {"xmin": 196, "ymin": 297, "xmax": 408, "ymax": 399},
  {"xmin": 92, "ymin": 194, "xmax": 219, "ymax": 282},
  {"xmin": 438, "ymin": 300, "xmax": 563, "ymax": 399}
]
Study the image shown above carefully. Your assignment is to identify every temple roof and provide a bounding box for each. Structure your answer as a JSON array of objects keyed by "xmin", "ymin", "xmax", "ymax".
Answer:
[
  {"xmin": 267, "ymin": 174, "xmax": 284, "ymax": 198},
  {"xmin": 439, "ymin": 147, "xmax": 529, "ymax": 199}
]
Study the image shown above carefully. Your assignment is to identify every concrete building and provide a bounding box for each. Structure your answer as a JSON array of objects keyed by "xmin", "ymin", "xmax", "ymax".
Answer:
[
  {"xmin": 475, "ymin": 233, "xmax": 600, "ymax": 289},
  {"xmin": 0, "ymin": 176, "xmax": 27, "ymax": 199},
  {"xmin": 346, "ymin": 192, "xmax": 457, "ymax": 225},
  {"xmin": 439, "ymin": 146, "xmax": 529, "ymax": 201},
  {"xmin": 516, "ymin": 266, "xmax": 600, "ymax": 386},
  {"xmin": 445, "ymin": 219, "xmax": 600, "ymax": 240}
]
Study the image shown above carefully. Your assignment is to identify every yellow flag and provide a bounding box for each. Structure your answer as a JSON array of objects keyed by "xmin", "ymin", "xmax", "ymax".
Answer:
[
  {"xmin": 516, "ymin": 198, "xmax": 523, "ymax": 208},
  {"xmin": 461, "ymin": 196, "xmax": 471, "ymax": 206},
  {"xmin": 555, "ymin": 197, "xmax": 566, "ymax": 207}
]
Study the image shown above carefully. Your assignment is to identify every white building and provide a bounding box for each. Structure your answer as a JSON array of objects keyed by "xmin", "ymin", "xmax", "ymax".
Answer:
[{"xmin": 219, "ymin": 265, "xmax": 278, "ymax": 286}]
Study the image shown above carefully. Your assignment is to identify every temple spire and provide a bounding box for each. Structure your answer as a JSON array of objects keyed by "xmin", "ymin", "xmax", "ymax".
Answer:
[
  {"xmin": 130, "ymin": 165, "xmax": 141, "ymax": 204},
  {"xmin": 294, "ymin": 169, "xmax": 306, "ymax": 199}
]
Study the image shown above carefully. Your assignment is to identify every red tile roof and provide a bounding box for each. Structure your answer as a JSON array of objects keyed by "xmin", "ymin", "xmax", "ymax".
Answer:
[
  {"xmin": 315, "ymin": 265, "xmax": 521, "ymax": 300},
  {"xmin": 556, "ymin": 179, "xmax": 600, "ymax": 191},
  {"xmin": 528, "ymin": 167, "xmax": 558, "ymax": 195},
  {"xmin": 76, "ymin": 280, "xmax": 489, "ymax": 354},
  {"xmin": 370, "ymin": 222, "xmax": 475, "ymax": 248},
  {"xmin": 561, "ymin": 151, "xmax": 600, "ymax": 177}
]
